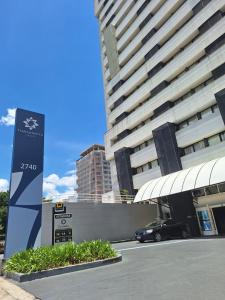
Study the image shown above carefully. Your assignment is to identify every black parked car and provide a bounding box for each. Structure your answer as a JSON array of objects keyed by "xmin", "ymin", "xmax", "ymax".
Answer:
[{"xmin": 135, "ymin": 219, "xmax": 189, "ymax": 243}]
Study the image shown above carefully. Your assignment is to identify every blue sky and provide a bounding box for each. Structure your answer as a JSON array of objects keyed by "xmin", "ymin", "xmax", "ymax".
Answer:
[{"xmin": 0, "ymin": 1, "xmax": 106, "ymax": 196}]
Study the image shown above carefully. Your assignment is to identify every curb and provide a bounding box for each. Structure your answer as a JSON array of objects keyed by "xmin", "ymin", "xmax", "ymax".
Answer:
[
  {"xmin": 0, "ymin": 277, "xmax": 39, "ymax": 300},
  {"xmin": 4, "ymin": 255, "xmax": 122, "ymax": 282}
]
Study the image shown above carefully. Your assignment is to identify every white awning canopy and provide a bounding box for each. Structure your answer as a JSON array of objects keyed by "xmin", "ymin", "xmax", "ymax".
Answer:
[{"xmin": 134, "ymin": 156, "xmax": 225, "ymax": 202}]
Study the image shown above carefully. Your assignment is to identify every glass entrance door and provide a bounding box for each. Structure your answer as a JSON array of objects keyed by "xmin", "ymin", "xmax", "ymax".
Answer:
[{"xmin": 196, "ymin": 207, "xmax": 217, "ymax": 236}]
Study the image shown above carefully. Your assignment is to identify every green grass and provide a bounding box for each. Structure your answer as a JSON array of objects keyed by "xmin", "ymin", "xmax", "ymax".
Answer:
[{"xmin": 4, "ymin": 240, "xmax": 118, "ymax": 274}]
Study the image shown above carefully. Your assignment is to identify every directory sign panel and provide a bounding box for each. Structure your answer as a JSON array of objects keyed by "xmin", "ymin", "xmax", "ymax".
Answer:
[
  {"xmin": 4, "ymin": 108, "xmax": 45, "ymax": 258},
  {"xmin": 54, "ymin": 213, "xmax": 73, "ymax": 244}
]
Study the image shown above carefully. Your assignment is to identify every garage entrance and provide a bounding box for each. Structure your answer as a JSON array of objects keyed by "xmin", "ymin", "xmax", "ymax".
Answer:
[{"xmin": 212, "ymin": 207, "xmax": 225, "ymax": 235}]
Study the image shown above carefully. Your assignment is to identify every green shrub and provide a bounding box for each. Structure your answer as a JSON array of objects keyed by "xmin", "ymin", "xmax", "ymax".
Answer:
[{"xmin": 4, "ymin": 240, "xmax": 117, "ymax": 274}]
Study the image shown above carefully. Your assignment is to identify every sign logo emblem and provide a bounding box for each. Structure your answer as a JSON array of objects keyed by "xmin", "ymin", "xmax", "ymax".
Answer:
[{"xmin": 23, "ymin": 117, "xmax": 39, "ymax": 131}]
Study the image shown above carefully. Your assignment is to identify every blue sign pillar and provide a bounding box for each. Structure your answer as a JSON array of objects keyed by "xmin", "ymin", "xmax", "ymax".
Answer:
[{"xmin": 4, "ymin": 108, "xmax": 45, "ymax": 259}]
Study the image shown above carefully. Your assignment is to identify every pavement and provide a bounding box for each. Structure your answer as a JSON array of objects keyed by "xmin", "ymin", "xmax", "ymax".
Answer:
[
  {"xmin": 0, "ymin": 277, "xmax": 39, "ymax": 300},
  {"xmin": 2, "ymin": 238, "xmax": 225, "ymax": 300}
]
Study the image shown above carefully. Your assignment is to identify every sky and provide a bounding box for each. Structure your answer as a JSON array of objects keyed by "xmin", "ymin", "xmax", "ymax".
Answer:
[{"xmin": 0, "ymin": 1, "xmax": 106, "ymax": 197}]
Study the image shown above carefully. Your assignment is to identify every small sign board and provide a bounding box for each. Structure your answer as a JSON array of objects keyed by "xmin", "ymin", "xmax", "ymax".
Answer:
[
  {"xmin": 54, "ymin": 202, "xmax": 64, "ymax": 212},
  {"xmin": 54, "ymin": 213, "xmax": 73, "ymax": 244}
]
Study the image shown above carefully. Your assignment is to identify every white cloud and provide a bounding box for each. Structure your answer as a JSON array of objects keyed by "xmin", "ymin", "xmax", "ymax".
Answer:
[
  {"xmin": 0, "ymin": 179, "xmax": 9, "ymax": 192},
  {"xmin": 0, "ymin": 108, "xmax": 16, "ymax": 126},
  {"xmin": 0, "ymin": 172, "xmax": 77, "ymax": 200},
  {"xmin": 43, "ymin": 172, "xmax": 77, "ymax": 200},
  {"xmin": 66, "ymin": 169, "xmax": 76, "ymax": 175}
]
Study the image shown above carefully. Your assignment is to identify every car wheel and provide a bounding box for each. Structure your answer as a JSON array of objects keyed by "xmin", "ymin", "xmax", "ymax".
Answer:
[
  {"xmin": 181, "ymin": 230, "xmax": 188, "ymax": 239},
  {"xmin": 154, "ymin": 232, "xmax": 162, "ymax": 242},
  {"xmin": 139, "ymin": 238, "xmax": 145, "ymax": 243}
]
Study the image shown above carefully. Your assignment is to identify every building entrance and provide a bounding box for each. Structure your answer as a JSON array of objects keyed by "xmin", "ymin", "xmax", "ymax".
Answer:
[
  {"xmin": 196, "ymin": 207, "xmax": 217, "ymax": 236},
  {"xmin": 212, "ymin": 207, "xmax": 225, "ymax": 235}
]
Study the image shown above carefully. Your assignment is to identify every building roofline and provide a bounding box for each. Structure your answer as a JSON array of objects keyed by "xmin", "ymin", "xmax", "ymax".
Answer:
[{"xmin": 80, "ymin": 144, "xmax": 105, "ymax": 158}]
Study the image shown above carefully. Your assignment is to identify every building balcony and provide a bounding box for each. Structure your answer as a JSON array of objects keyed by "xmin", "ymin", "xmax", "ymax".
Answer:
[
  {"xmin": 107, "ymin": 18, "xmax": 225, "ymax": 106},
  {"xmin": 115, "ymin": 0, "xmax": 146, "ymax": 39},
  {"xmin": 130, "ymin": 143, "xmax": 157, "ymax": 169},
  {"xmin": 118, "ymin": 0, "xmax": 184, "ymax": 62},
  {"xmin": 119, "ymin": 0, "xmax": 224, "ymax": 68},
  {"xmin": 176, "ymin": 112, "xmax": 225, "ymax": 148},
  {"xmin": 105, "ymin": 74, "xmax": 225, "ymax": 161},
  {"xmin": 106, "ymin": 0, "xmax": 224, "ymax": 96},
  {"xmin": 98, "ymin": 0, "xmax": 114, "ymax": 22},
  {"xmin": 108, "ymin": 44, "xmax": 225, "ymax": 126},
  {"xmin": 181, "ymin": 141, "xmax": 225, "ymax": 169},
  {"xmin": 132, "ymin": 167, "xmax": 161, "ymax": 190}
]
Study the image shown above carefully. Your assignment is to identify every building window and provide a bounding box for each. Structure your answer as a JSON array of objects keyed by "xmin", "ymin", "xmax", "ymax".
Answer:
[
  {"xmin": 132, "ymin": 139, "xmax": 153, "ymax": 154},
  {"xmin": 151, "ymin": 159, "xmax": 158, "ymax": 168},
  {"xmin": 135, "ymin": 159, "xmax": 158, "ymax": 175},
  {"xmin": 177, "ymin": 103, "xmax": 217, "ymax": 131},
  {"xmin": 184, "ymin": 145, "xmax": 194, "ymax": 155},
  {"xmin": 143, "ymin": 163, "xmax": 149, "ymax": 172},
  {"xmin": 188, "ymin": 115, "xmax": 198, "ymax": 125},
  {"xmin": 220, "ymin": 132, "xmax": 225, "ymax": 142},
  {"xmin": 179, "ymin": 121, "xmax": 188, "ymax": 129},
  {"xmin": 201, "ymin": 107, "xmax": 212, "ymax": 119},
  {"xmin": 183, "ymin": 131, "xmax": 225, "ymax": 156},
  {"xmin": 208, "ymin": 134, "xmax": 220, "ymax": 147},
  {"xmin": 137, "ymin": 167, "xmax": 143, "ymax": 174},
  {"xmin": 140, "ymin": 143, "xmax": 145, "ymax": 150},
  {"xmin": 193, "ymin": 140, "xmax": 205, "ymax": 152},
  {"xmin": 134, "ymin": 146, "xmax": 140, "ymax": 153},
  {"xmin": 212, "ymin": 104, "xmax": 219, "ymax": 113}
]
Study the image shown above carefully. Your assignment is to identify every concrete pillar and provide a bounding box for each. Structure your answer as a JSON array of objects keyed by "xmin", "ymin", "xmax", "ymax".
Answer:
[
  {"xmin": 153, "ymin": 122, "xmax": 200, "ymax": 236},
  {"xmin": 114, "ymin": 147, "xmax": 134, "ymax": 195}
]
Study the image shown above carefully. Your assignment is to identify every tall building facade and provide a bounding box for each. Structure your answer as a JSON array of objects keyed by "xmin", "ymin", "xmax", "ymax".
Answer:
[
  {"xmin": 95, "ymin": 0, "xmax": 225, "ymax": 235},
  {"xmin": 76, "ymin": 145, "xmax": 112, "ymax": 197},
  {"xmin": 95, "ymin": 0, "xmax": 225, "ymax": 193}
]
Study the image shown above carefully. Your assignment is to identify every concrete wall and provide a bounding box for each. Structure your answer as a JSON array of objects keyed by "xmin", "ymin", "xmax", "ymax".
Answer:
[{"xmin": 41, "ymin": 202, "xmax": 157, "ymax": 246}]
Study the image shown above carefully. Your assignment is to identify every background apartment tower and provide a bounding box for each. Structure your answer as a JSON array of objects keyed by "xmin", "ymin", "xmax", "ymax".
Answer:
[
  {"xmin": 95, "ymin": 0, "xmax": 225, "ymax": 234},
  {"xmin": 76, "ymin": 145, "xmax": 112, "ymax": 199}
]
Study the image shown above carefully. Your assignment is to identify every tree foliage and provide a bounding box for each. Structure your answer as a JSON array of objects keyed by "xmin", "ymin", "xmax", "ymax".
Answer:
[{"xmin": 0, "ymin": 191, "xmax": 9, "ymax": 236}]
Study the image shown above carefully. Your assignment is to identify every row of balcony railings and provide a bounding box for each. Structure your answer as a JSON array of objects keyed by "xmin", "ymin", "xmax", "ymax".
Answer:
[{"xmin": 42, "ymin": 193, "xmax": 138, "ymax": 204}]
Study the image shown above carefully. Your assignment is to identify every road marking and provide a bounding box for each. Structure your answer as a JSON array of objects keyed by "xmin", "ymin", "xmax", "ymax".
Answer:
[
  {"xmin": 118, "ymin": 240, "xmax": 190, "ymax": 252},
  {"xmin": 116, "ymin": 237, "xmax": 221, "ymax": 251},
  {"xmin": 117, "ymin": 238, "xmax": 220, "ymax": 252}
]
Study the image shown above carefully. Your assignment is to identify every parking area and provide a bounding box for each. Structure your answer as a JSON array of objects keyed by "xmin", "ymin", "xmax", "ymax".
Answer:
[{"xmin": 19, "ymin": 238, "xmax": 225, "ymax": 300}]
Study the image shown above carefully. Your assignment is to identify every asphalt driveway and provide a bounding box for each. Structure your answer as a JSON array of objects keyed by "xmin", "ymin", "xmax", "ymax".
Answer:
[{"xmin": 19, "ymin": 238, "xmax": 225, "ymax": 300}]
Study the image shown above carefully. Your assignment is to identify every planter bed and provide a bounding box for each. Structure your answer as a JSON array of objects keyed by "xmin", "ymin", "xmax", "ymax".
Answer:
[
  {"xmin": 4, "ymin": 254, "xmax": 122, "ymax": 282},
  {"xmin": 3, "ymin": 241, "xmax": 121, "ymax": 282}
]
